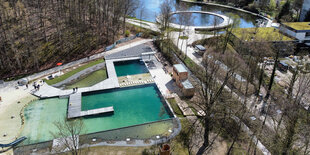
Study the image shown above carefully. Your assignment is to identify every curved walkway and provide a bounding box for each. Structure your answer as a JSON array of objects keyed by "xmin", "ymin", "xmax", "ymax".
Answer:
[{"xmin": 157, "ymin": 11, "xmax": 233, "ymax": 31}]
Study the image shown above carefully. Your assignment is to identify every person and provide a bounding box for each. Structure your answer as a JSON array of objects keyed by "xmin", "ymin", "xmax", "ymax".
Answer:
[
  {"xmin": 73, "ymin": 88, "xmax": 75, "ymax": 93},
  {"xmin": 37, "ymin": 85, "xmax": 40, "ymax": 90},
  {"xmin": 76, "ymin": 87, "xmax": 78, "ymax": 92}
]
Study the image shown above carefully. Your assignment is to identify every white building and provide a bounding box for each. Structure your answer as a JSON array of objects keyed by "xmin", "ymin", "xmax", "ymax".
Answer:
[
  {"xmin": 300, "ymin": 0, "xmax": 310, "ymax": 22},
  {"xmin": 279, "ymin": 22, "xmax": 310, "ymax": 45}
]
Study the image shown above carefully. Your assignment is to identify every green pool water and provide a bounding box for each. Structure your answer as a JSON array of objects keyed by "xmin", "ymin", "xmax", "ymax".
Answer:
[
  {"xmin": 20, "ymin": 85, "xmax": 173, "ymax": 145},
  {"xmin": 114, "ymin": 60, "xmax": 148, "ymax": 77},
  {"xmin": 82, "ymin": 84, "xmax": 172, "ymax": 127}
]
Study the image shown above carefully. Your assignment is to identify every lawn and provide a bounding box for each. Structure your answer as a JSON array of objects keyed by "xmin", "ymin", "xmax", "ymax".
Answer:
[
  {"xmin": 167, "ymin": 98, "xmax": 184, "ymax": 118},
  {"xmin": 45, "ymin": 59, "xmax": 105, "ymax": 85},
  {"xmin": 179, "ymin": 36, "xmax": 189, "ymax": 40},
  {"xmin": 282, "ymin": 22, "xmax": 310, "ymax": 31},
  {"xmin": 231, "ymin": 27, "xmax": 294, "ymax": 41},
  {"xmin": 65, "ymin": 69, "xmax": 107, "ymax": 89}
]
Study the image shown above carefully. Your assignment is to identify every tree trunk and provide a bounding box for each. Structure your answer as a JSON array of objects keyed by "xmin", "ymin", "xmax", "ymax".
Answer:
[{"xmin": 265, "ymin": 49, "xmax": 279, "ymax": 100}]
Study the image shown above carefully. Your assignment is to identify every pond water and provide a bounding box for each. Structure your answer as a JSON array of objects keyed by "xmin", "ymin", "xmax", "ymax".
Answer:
[
  {"xmin": 171, "ymin": 12, "xmax": 224, "ymax": 27},
  {"xmin": 20, "ymin": 84, "xmax": 173, "ymax": 145},
  {"xmin": 134, "ymin": 0, "xmax": 264, "ymax": 28}
]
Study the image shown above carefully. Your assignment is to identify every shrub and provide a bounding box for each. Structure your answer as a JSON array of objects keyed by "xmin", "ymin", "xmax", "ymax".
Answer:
[
  {"xmin": 125, "ymin": 30, "xmax": 130, "ymax": 37},
  {"xmin": 243, "ymin": 4, "xmax": 259, "ymax": 14}
]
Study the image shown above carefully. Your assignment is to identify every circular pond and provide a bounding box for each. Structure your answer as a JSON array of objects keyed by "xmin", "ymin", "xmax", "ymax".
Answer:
[
  {"xmin": 134, "ymin": 0, "xmax": 266, "ymax": 28},
  {"xmin": 171, "ymin": 12, "xmax": 224, "ymax": 27}
]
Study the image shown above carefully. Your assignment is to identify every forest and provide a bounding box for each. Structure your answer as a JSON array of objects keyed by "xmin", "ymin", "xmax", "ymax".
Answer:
[{"xmin": 0, "ymin": 0, "xmax": 137, "ymax": 79}]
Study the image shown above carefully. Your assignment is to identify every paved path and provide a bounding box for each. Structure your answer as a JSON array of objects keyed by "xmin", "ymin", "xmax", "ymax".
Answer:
[
  {"xmin": 158, "ymin": 11, "xmax": 233, "ymax": 31},
  {"xmin": 126, "ymin": 19, "xmax": 160, "ymax": 32},
  {"xmin": 33, "ymin": 60, "xmax": 119, "ymax": 98},
  {"xmin": 105, "ymin": 44, "xmax": 153, "ymax": 60}
]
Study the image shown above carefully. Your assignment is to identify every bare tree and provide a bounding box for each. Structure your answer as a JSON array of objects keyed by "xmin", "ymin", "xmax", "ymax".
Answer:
[
  {"xmin": 194, "ymin": 53, "xmax": 239, "ymax": 155},
  {"xmin": 265, "ymin": 41, "xmax": 295, "ymax": 100},
  {"xmin": 51, "ymin": 118, "xmax": 86, "ymax": 155},
  {"xmin": 158, "ymin": 0, "xmax": 174, "ymax": 31},
  {"xmin": 157, "ymin": 0, "xmax": 174, "ymax": 52},
  {"xmin": 122, "ymin": 0, "xmax": 139, "ymax": 34}
]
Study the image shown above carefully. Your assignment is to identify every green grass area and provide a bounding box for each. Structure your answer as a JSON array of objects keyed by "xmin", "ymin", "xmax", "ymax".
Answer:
[
  {"xmin": 126, "ymin": 23, "xmax": 160, "ymax": 37},
  {"xmin": 167, "ymin": 27, "xmax": 183, "ymax": 32},
  {"xmin": 167, "ymin": 98, "xmax": 184, "ymax": 117},
  {"xmin": 179, "ymin": 36, "xmax": 189, "ymax": 40},
  {"xmin": 231, "ymin": 27, "xmax": 294, "ymax": 41},
  {"xmin": 45, "ymin": 59, "xmax": 105, "ymax": 85},
  {"xmin": 65, "ymin": 69, "xmax": 107, "ymax": 89},
  {"xmin": 283, "ymin": 22, "xmax": 310, "ymax": 31}
]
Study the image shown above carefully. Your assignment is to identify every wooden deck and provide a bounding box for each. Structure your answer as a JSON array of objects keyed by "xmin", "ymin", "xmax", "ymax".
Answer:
[
  {"xmin": 68, "ymin": 93, "xmax": 82, "ymax": 119},
  {"xmin": 80, "ymin": 106, "xmax": 114, "ymax": 117},
  {"xmin": 68, "ymin": 93, "xmax": 114, "ymax": 119}
]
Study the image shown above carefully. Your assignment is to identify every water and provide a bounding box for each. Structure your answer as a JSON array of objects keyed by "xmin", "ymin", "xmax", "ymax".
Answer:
[
  {"xmin": 21, "ymin": 85, "xmax": 172, "ymax": 145},
  {"xmin": 114, "ymin": 60, "xmax": 148, "ymax": 77},
  {"xmin": 172, "ymin": 12, "xmax": 224, "ymax": 26},
  {"xmin": 134, "ymin": 0, "xmax": 264, "ymax": 28},
  {"xmin": 21, "ymin": 98, "xmax": 69, "ymax": 145}
]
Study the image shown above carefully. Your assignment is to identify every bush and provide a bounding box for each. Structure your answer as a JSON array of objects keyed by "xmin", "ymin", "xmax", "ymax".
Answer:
[
  {"xmin": 243, "ymin": 4, "xmax": 259, "ymax": 14},
  {"xmin": 277, "ymin": 1, "xmax": 290, "ymax": 21},
  {"xmin": 125, "ymin": 30, "xmax": 130, "ymax": 37}
]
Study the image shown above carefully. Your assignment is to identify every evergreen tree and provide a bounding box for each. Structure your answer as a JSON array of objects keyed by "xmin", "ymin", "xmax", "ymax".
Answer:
[
  {"xmin": 304, "ymin": 9, "xmax": 310, "ymax": 22},
  {"xmin": 277, "ymin": 1, "xmax": 291, "ymax": 21}
]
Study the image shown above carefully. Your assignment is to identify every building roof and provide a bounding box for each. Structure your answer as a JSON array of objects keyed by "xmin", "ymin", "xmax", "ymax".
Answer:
[
  {"xmin": 231, "ymin": 27, "xmax": 295, "ymax": 42},
  {"xmin": 181, "ymin": 79, "xmax": 194, "ymax": 89},
  {"xmin": 279, "ymin": 61, "xmax": 288, "ymax": 67},
  {"xmin": 173, "ymin": 64, "xmax": 187, "ymax": 73},
  {"xmin": 195, "ymin": 45, "xmax": 206, "ymax": 51},
  {"xmin": 282, "ymin": 22, "xmax": 310, "ymax": 31}
]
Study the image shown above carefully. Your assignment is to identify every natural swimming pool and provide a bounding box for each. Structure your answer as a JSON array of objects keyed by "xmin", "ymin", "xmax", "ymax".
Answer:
[
  {"xmin": 114, "ymin": 60, "xmax": 148, "ymax": 77},
  {"xmin": 20, "ymin": 84, "xmax": 173, "ymax": 145}
]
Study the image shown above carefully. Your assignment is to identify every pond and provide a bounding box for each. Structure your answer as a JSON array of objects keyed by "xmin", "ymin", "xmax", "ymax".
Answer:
[
  {"xmin": 20, "ymin": 84, "xmax": 174, "ymax": 145},
  {"xmin": 171, "ymin": 12, "xmax": 224, "ymax": 27},
  {"xmin": 134, "ymin": 0, "xmax": 265, "ymax": 28}
]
